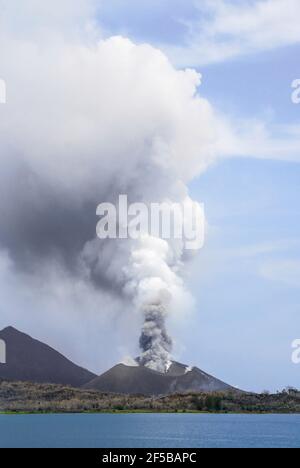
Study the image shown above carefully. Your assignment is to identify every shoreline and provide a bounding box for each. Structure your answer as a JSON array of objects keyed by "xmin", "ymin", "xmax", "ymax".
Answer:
[
  {"xmin": 1, "ymin": 410, "xmax": 300, "ymax": 416},
  {"xmin": 1, "ymin": 381, "xmax": 299, "ymax": 415}
]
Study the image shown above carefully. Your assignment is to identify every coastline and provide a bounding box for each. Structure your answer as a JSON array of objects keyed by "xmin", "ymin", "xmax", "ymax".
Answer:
[{"xmin": 1, "ymin": 409, "xmax": 300, "ymax": 416}]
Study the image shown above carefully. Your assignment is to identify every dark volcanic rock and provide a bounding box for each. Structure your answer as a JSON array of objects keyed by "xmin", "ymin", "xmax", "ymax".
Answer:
[
  {"xmin": 84, "ymin": 361, "xmax": 236, "ymax": 396},
  {"xmin": 0, "ymin": 327, "xmax": 96, "ymax": 387},
  {"xmin": 84, "ymin": 364, "xmax": 175, "ymax": 395}
]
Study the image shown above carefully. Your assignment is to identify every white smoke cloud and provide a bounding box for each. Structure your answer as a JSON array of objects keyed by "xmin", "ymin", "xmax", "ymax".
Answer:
[
  {"xmin": 120, "ymin": 356, "xmax": 139, "ymax": 367},
  {"xmin": 0, "ymin": 0, "xmax": 219, "ymax": 371}
]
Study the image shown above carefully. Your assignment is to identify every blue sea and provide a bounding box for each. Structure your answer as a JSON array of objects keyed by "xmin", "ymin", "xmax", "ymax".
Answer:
[{"xmin": 0, "ymin": 413, "xmax": 300, "ymax": 448}]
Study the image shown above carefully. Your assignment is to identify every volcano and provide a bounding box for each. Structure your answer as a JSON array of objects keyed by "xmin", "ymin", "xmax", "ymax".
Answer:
[
  {"xmin": 0, "ymin": 326, "xmax": 238, "ymax": 395},
  {"xmin": 0, "ymin": 327, "xmax": 96, "ymax": 387},
  {"xmin": 84, "ymin": 360, "xmax": 237, "ymax": 396}
]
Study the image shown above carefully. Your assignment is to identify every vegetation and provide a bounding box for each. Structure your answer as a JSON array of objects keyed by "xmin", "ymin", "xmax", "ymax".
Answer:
[{"xmin": 0, "ymin": 380, "xmax": 299, "ymax": 414}]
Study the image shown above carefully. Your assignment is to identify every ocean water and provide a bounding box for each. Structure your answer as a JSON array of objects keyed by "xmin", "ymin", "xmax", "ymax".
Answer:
[{"xmin": 0, "ymin": 413, "xmax": 300, "ymax": 448}]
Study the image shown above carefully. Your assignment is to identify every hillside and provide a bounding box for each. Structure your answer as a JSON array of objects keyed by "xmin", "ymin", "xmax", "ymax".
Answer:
[{"xmin": 0, "ymin": 327, "xmax": 96, "ymax": 387}]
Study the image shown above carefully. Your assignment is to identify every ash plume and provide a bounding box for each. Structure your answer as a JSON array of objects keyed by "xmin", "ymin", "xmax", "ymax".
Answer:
[
  {"xmin": 121, "ymin": 234, "xmax": 192, "ymax": 373},
  {"xmin": 0, "ymin": 0, "xmax": 218, "ymax": 370},
  {"xmin": 139, "ymin": 304, "xmax": 173, "ymax": 373}
]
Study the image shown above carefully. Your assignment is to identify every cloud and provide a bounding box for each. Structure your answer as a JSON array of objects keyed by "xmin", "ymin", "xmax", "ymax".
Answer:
[
  {"xmin": 215, "ymin": 115, "xmax": 300, "ymax": 162},
  {"xmin": 260, "ymin": 259, "xmax": 300, "ymax": 288},
  {"xmin": 223, "ymin": 239, "xmax": 300, "ymax": 259},
  {"xmin": 164, "ymin": 0, "xmax": 300, "ymax": 66},
  {"xmin": 0, "ymin": 32, "xmax": 217, "ymax": 263},
  {"xmin": 0, "ymin": 0, "xmax": 99, "ymax": 40},
  {"xmin": 212, "ymin": 238, "xmax": 300, "ymax": 289}
]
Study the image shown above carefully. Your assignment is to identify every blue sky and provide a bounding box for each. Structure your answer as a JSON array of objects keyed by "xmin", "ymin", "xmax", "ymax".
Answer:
[
  {"xmin": 97, "ymin": 0, "xmax": 197, "ymax": 45},
  {"xmin": 96, "ymin": 0, "xmax": 300, "ymax": 391}
]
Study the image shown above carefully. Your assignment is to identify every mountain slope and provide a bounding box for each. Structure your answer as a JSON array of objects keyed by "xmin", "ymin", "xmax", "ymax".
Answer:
[
  {"xmin": 0, "ymin": 327, "xmax": 96, "ymax": 387},
  {"xmin": 84, "ymin": 361, "xmax": 237, "ymax": 396}
]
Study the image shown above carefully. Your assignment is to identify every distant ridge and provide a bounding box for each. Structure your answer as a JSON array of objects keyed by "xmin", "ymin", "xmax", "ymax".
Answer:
[
  {"xmin": 0, "ymin": 327, "xmax": 96, "ymax": 387},
  {"xmin": 84, "ymin": 361, "xmax": 237, "ymax": 396}
]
